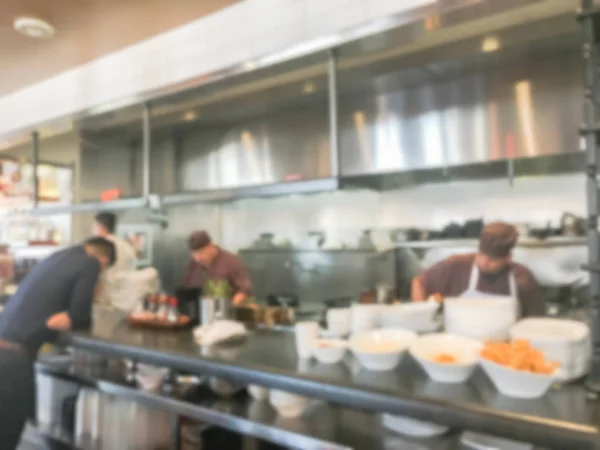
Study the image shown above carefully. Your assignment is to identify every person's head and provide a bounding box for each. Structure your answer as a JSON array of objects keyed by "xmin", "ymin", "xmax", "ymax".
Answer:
[
  {"xmin": 475, "ymin": 222, "xmax": 519, "ymax": 274},
  {"xmin": 188, "ymin": 230, "xmax": 219, "ymax": 267},
  {"xmin": 93, "ymin": 212, "xmax": 117, "ymax": 237},
  {"xmin": 83, "ymin": 237, "xmax": 116, "ymax": 270}
]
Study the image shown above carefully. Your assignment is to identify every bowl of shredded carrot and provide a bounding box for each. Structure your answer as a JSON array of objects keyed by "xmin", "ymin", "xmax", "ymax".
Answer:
[
  {"xmin": 479, "ymin": 340, "xmax": 559, "ymax": 398},
  {"xmin": 409, "ymin": 333, "xmax": 482, "ymax": 383}
]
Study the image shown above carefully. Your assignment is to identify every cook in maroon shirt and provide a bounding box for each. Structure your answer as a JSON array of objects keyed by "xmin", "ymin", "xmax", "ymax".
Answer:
[
  {"xmin": 183, "ymin": 230, "xmax": 253, "ymax": 305},
  {"xmin": 411, "ymin": 222, "xmax": 545, "ymax": 317}
]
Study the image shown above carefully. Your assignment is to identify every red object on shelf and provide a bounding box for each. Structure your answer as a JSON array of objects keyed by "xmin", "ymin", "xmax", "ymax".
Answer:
[{"xmin": 101, "ymin": 189, "xmax": 121, "ymax": 202}]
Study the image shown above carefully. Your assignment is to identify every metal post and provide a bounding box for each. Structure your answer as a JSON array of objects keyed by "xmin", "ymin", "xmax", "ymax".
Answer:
[
  {"xmin": 579, "ymin": 0, "xmax": 600, "ymax": 391},
  {"xmin": 31, "ymin": 131, "xmax": 39, "ymax": 208},
  {"xmin": 327, "ymin": 49, "xmax": 340, "ymax": 178},
  {"xmin": 142, "ymin": 103, "xmax": 152, "ymax": 198}
]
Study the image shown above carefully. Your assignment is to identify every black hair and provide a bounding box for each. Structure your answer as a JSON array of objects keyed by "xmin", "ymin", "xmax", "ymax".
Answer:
[
  {"xmin": 94, "ymin": 212, "xmax": 117, "ymax": 234},
  {"xmin": 84, "ymin": 237, "xmax": 116, "ymax": 267}
]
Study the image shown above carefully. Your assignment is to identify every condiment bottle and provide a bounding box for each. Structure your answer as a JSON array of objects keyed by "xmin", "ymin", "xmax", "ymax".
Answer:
[
  {"xmin": 167, "ymin": 297, "xmax": 179, "ymax": 324},
  {"xmin": 157, "ymin": 294, "xmax": 169, "ymax": 319}
]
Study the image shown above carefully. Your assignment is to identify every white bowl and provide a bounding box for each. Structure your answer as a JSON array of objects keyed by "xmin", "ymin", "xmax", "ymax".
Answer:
[
  {"xmin": 135, "ymin": 364, "xmax": 168, "ymax": 391},
  {"xmin": 350, "ymin": 328, "xmax": 417, "ymax": 371},
  {"xmin": 269, "ymin": 390, "xmax": 310, "ymax": 418},
  {"xmin": 444, "ymin": 297, "xmax": 518, "ymax": 341},
  {"xmin": 409, "ymin": 334, "xmax": 482, "ymax": 383},
  {"xmin": 247, "ymin": 384, "xmax": 270, "ymax": 401},
  {"xmin": 311, "ymin": 339, "xmax": 347, "ymax": 364},
  {"xmin": 382, "ymin": 414, "xmax": 449, "ymax": 438},
  {"xmin": 480, "ymin": 358, "xmax": 557, "ymax": 399},
  {"xmin": 510, "ymin": 318, "xmax": 590, "ymax": 382}
]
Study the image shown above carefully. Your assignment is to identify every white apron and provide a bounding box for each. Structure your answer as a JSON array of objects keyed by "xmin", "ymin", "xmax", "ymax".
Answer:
[
  {"xmin": 461, "ymin": 262, "xmax": 518, "ymax": 302},
  {"xmin": 459, "ymin": 264, "xmax": 531, "ymax": 450}
]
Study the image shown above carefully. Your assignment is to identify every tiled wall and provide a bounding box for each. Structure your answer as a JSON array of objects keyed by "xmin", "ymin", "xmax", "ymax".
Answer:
[{"xmin": 0, "ymin": 0, "xmax": 433, "ymax": 137}]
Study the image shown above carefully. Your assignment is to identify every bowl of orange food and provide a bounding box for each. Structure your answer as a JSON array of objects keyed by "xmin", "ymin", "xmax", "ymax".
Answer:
[
  {"xmin": 409, "ymin": 333, "xmax": 482, "ymax": 383},
  {"xmin": 480, "ymin": 340, "xmax": 559, "ymax": 398}
]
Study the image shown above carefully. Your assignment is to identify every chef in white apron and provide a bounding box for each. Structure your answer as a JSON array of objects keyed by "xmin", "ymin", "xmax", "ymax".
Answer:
[{"xmin": 412, "ymin": 222, "xmax": 545, "ymax": 317}]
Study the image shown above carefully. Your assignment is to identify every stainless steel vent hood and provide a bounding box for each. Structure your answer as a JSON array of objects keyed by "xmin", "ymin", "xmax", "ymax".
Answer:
[{"xmin": 29, "ymin": 0, "xmax": 583, "ymax": 215}]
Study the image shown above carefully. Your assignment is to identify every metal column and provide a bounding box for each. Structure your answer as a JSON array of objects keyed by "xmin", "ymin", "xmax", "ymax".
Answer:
[
  {"xmin": 142, "ymin": 103, "xmax": 152, "ymax": 198},
  {"xmin": 327, "ymin": 49, "xmax": 340, "ymax": 178},
  {"xmin": 579, "ymin": 0, "xmax": 600, "ymax": 391},
  {"xmin": 31, "ymin": 131, "xmax": 40, "ymax": 208}
]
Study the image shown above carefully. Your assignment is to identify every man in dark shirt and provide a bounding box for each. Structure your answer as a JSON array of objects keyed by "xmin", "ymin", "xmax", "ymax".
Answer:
[
  {"xmin": 0, "ymin": 237, "xmax": 115, "ymax": 449},
  {"xmin": 411, "ymin": 222, "xmax": 545, "ymax": 317},
  {"xmin": 183, "ymin": 230, "xmax": 253, "ymax": 305}
]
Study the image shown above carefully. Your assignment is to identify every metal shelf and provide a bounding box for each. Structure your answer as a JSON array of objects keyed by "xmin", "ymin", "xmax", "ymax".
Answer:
[{"xmin": 36, "ymin": 361, "xmax": 461, "ymax": 450}]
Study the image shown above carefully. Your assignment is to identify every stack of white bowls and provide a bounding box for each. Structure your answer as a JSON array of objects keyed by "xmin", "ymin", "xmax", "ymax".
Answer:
[
  {"xmin": 444, "ymin": 297, "xmax": 518, "ymax": 341},
  {"xmin": 380, "ymin": 300, "xmax": 440, "ymax": 333},
  {"xmin": 325, "ymin": 307, "xmax": 351, "ymax": 337},
  {"xmin": 350, "ymin": 304, "xmax": 382, "ymax": 336},
  {"xmin": 509, "ymin": 318, "xmax": 590, "ymax": 382}
]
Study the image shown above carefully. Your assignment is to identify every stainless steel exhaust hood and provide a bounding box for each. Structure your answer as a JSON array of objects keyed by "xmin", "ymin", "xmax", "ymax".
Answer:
[{"xmin": 30, "ymin": 0, "xmax": 583, "ymax": 215}]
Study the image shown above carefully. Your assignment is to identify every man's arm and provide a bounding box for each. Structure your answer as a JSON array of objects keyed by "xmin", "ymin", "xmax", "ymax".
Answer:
[
  {"xmin": 411, "ymin": 258, "xmax": 454, "ymax": 301},
  {"xmin": 68, "ymin": 259, "xmax": 102, "ymax": 329},
  {"xmin": 519, "ymin": 269, "xmax": 546, "ymax": 317}
]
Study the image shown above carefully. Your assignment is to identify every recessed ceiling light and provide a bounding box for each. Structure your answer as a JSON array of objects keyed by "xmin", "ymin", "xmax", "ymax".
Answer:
[
  {"xmin": 14, "ymin": 16, "xmax": 55, "ymax": 39},
  {"xmin": 481, "ymin": 36, "xmax": 500, "ymax": 53},
  {"xmin": 303, "ymin": 82, "xmax": 315, "ymax": 94},
  {"xmin": 183, "ymin": 111, "xmax": 197, "ymax": 121}
]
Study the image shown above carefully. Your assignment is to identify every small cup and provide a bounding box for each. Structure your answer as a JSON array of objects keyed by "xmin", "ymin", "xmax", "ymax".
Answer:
[{"xmin": 295, "ymin": 321, "xmax": 319, "ymax": 359}]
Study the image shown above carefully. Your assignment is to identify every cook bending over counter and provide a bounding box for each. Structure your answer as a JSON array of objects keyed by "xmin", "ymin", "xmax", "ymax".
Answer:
[
  {"xmin": 184, "ymin": 230, "xmax": 253, "ymax": 306},
  {"xmin": 411, "ymin": 222, "xmax": 546, "ymax": 317}
]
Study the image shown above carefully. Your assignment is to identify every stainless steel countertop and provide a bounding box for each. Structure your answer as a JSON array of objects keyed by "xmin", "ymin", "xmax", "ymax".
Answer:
[{"xmin": 60, "ymin": 310, "xmax": 600, "ymax": 449}]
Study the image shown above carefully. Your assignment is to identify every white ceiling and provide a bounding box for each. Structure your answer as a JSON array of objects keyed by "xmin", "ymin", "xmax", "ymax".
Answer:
[{"xmin": 0, "ymin": 0, "xmax": 238, "ymax": 96}]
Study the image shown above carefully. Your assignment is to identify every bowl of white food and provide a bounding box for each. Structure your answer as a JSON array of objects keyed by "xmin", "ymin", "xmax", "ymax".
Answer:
[
  {"xmin": 312, "ymin": 339, "xmax": 347, "ymax": 364},
  {"xmin": 350, "ymin": 328, "xmax": 417, "ymax": 371}
]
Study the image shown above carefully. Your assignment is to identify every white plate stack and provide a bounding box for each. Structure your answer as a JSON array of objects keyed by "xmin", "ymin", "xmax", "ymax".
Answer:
[
  {"xmin": 444, "ymin": 297, "xmax": 518, "ymax": 341},
  {"xmin": 509, "ymin": 318, "xmax": 590, "ymax": 382},
  {"xmin": 379, "ymin": 300, "xmax": 440, "ymax": 333}
]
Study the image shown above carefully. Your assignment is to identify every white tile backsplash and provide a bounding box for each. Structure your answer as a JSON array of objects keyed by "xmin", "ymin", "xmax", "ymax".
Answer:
[{"xmin": 219, "ymin": 173, "xmax": 586, "ymax": 252}]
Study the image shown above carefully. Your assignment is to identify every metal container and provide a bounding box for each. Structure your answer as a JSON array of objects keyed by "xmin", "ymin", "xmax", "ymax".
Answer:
[
  {"xmin": 214, "ymin": 297, "xmax": 230, "ymax": 320},
  {"xmin": 200, "ymin": 297, "xmax": 215, "ymax": 325}
]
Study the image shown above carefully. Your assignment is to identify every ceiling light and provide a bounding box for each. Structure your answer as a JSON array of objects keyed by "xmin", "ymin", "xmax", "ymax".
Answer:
[
  {"xmin": 303, "ymin": 82, "xmax": 315, "ymax": 94},
  {"xmin": 14, "ymin": 16, "xmax": 55, "ymax": 39},
  {"xmin": 183, "ymin": 111, "xmax": 197, "ymax": 121},
  {"xmin": 481, "ymin": 36, "xmax": 500, "ymax": 53}
]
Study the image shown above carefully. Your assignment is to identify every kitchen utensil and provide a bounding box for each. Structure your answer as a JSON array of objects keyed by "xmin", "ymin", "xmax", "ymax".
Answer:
[
  {"xmin": 350, "ymin": 303, "xmax": 381, "ymax": 335},
  {"xmin": 175, "ymin": 287, "xmax": 202, "ymax": 325},
  {"xmin": 509, "ymin": 318, "xmax": 590, "ymax": 382},
  {"xmin": 269, "ymin": 391, "xmax": 311, "ymax": 418},
  {"xmin": 409, "ymin": 333, "xmax": 482, "ymax": 383},
  {"xmin": 382, "ymin": 414, "xmax": 449, "ymax": 438},
  {"xmin": 350, "ymin": 328, "xmax": 417, "ymax": 371},
  {"xmin": 325, "ymin": 307, "xmax": 351, "ymax": 337},
  {"xmin": 379, "ymin": 300, "xmax": 439, "ymax": 332},
  {"xmin": 201, "ymin": 297, "xmax": 216, "ymax": 326},
  {"xmin": 247, "ymin": 385, "xmax": 270, "ymax": 401},
  {"xmin": 479, "ymin": 358, "xmax": 557, "ymax": 399},
  {"xmin": 444, "ymin": 297, "xmax": 517, "ymax": 341},
  {"xmin": 209, "ymin": 377, "xmax": 244, "ymax": 397},
  {"xmin": 311, "ymin": 339, "xmax": 347, "ymax": 364},
  {"xmin": 295, "ymin": 321, "xmax": 319, "ymax": 359}
]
